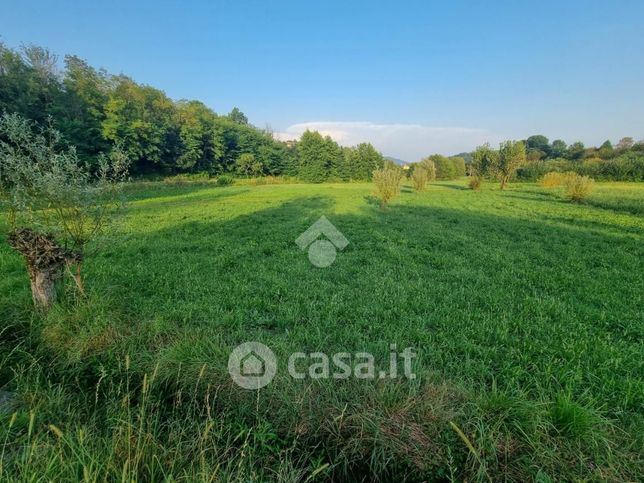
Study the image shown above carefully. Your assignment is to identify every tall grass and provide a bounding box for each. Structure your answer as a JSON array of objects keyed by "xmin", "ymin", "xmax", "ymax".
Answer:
[{"xmin": 1, "ymin": 180, "xmax": 642, "ymax": 481}]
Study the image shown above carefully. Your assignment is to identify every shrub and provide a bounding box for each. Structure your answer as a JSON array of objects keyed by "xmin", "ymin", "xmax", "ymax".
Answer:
[
  {"xmin": 216, "ymin": 174, "xmax": 234, "ymax": 186},
  {"xmin": 516, "ymin": 153, "xmax": 644, "ymax": 182},
  {"xmin": 539, "ymin": 171, "xmax": 564, "ymax": 188},
  {"xmin": 426, "ymin": 160, "xmax": 437, "ymax": 180},
  {"xmin": 411, "ymin": 167, "xmax": 429, "ymax": 191},
  {"xmin": 372, "ymin": 167, "xmax": 402, "ymax": 208},
  {"xmin": 418, "ymin": 158, "xmax": 436, "ymax": 180},
  {"xmin": 563, "ymin": 173, "xmax": 594, "ymax": 202},
  {"xmin": 163, "ymin": 172, "xmax": 210, "ymax": 185},
  {"xmin": 468, "ymin": 176, "xmax": 482, "ymax": 190}
]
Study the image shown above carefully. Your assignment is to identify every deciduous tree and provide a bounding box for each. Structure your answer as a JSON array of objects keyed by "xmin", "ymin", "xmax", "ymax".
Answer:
[
  {"xmin": 0, "ymin": 113, "xmax": 128, "ymax": 309},
  {"xmin": 494, "ymin": 141, "xmax": 526, "ymax": 189}
]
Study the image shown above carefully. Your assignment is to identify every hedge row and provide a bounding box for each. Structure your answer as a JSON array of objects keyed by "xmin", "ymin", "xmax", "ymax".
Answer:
[{"xmin": 516, "ymin": 153, "xmax": 644, "ymax": 181}]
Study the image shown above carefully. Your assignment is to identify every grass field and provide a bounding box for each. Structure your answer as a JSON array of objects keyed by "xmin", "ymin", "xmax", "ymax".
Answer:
[{"xmin": 1, "ymin": 179, "xmax": 643, "ymax": 481}]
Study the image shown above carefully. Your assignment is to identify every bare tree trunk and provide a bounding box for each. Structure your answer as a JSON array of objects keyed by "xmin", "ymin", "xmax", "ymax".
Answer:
[
  {"xmin": 8, "ymin": 228, "xmax": 67, "ymax": 312},
  {"xmin": 28, "ymin": 266, "xmax": 61, "ymax": 310},
  {"xmin": 500, "ymin": 176, "xmax": 508, "ymax": 190}
]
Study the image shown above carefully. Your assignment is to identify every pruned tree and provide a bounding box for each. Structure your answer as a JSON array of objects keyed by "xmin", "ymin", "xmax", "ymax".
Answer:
[
  {"xmin": 418, "ymin": 158, "xmax": 436, "ymax": 181},
  {"xmin": 0, "ymin": 113, "xmax": 128, "ymax": 310},
  {"xmin": 470, "ymin": 143, "xmax": 498, "ymax": 189},
  {"xmin": 372, "ymin": 167, "xmax": 402, "ymax": 208},
  {"xmin": 411, "ymin": 166, "xmax": 428, "ymax": 191},
  {"xmin": 494, "ymin": 141, "xmax": 526, "ymax": 189}
]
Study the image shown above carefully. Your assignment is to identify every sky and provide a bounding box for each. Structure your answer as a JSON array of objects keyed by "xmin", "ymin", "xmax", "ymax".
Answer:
[{"xmin": 2, "ymin": 0, "xmax": 643, "ymax": 161}]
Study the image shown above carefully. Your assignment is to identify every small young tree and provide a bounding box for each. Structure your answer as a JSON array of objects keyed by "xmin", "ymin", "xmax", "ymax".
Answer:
[
  {"xmin": 0, "ymin": 113, "xmax": 128, "ymax": 309},
  {"xmin": 418, "ymin": 158, "xmax": 436, "ymax": 181},
  {"xmin": 493, "ymin": 141, "xmax": 526, "ymax": 189},
  {"xmin": 470, "ymin": 143, "xmax": 497, "ymax": 190},
  {"xmin": 372, "ymin": 167, "xmax": 402, "ymax": 209},
  {"xmin": 411, "ymin": 166, "xmax": 428, "ymax": 191},
  {"xmin": 468, "ymin": 176, "xmax": 482, "ymax": 190}
]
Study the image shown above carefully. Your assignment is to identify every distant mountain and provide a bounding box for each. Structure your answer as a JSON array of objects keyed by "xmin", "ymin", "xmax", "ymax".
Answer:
[{"xmin": 384, "ymin": 156, "xmax": 410, "ymax": 166}]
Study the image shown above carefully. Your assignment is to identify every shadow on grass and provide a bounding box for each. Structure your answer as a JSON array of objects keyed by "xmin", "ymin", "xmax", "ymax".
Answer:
[
  {"xmin": 124, "ymin": 182, "xmax": 249, "ymax": 204},
  {"xmin": 3, "ymin": 188, "xmax": 642, "ymax": 481},
  {"xmin": 428, "ymin": 181, "xmax": 469, "ymax": 190},
  {"xmin": 584, "ymin": 197, "xmax": 644, "ymax": 216},
  {"xmin": 511, "ymin": 186, "xmax": 644, "ymax": 216},
  {"xmin": 93, "ymin": 194, "xmax": 642, "ymax": 363},
  {"xmin": 363, "ymin": 194, "xmax": 383, "ymax": 208}
]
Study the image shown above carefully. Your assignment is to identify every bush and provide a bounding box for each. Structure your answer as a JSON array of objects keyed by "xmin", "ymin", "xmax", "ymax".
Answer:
[
  {"xmin": 426, "ymin": 160, "xmax": 437, "ymax": 181},
  {"xmin": 418, "ymin": 158, "xmax": 436, "ymax": 181},
  {"xmin": 539, "ymin": 171, "xmax": 564, "ymax": 188},
  {"xmin": 216, "ymin": 174, "xmax": 234, "ymax": 186},
  {"xmin": 468, "ymin": 176, "xmax": 482, "ymax": 190},
  {"xmin": 163, "ymin": 172, "xmax": 210, "ymax": 185},
  {"xmin": 411, "ymin": 167, "xmax": 429, "ymax": 191},
  {"xmin": 372, "ymin": 168, "xmax": 402, "ymax": 208},
  {"xmin": 563, "ymin": 173, "xmax": 594, "ymax": 202},
  {"xmin": 517, "ymin": 153, "xmax": 644, "ymax": 182}
]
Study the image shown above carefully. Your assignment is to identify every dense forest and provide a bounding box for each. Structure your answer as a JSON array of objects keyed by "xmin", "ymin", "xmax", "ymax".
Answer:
[
  {"xmin": 1, "ymin": 42, "xmax": 643, "ymax": 182},
  {"xmin": 0, "ymin": 42, "xmax": 384, "ymax": 182}
]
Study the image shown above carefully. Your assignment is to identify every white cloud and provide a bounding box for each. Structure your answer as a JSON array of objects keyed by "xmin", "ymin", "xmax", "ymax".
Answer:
[{"xmin": 274, "ymin": 121, "xmax": 502, "ymax": 162}]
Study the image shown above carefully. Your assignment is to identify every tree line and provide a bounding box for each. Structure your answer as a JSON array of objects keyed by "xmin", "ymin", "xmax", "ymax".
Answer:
[
  {"xmin": 522, "ymin": 134, "xmax": 644, "ymax": 162},
  {"xmin": 0, "ymin": 42, "xmax": 384, "ymax": 181},
  {"xmin": 515, "ymin": 135, "xmax": 644, "ymax": 181},
  {"xmin": 2, "ymin": 42, "xmax": 642, "ymax": 184}
]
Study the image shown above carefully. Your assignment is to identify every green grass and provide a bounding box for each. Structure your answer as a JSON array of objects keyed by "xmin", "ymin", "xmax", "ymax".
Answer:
[{"xmin": 0, "ymin": 179, "xmax": 642, "ymax": 481}]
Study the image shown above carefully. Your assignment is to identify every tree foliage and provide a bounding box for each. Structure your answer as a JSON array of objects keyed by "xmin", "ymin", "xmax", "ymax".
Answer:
[
  {"xmin": 494, "ymin": 140, "xmax": 526, "ymax": 189},
  {"xmin": 0, "ymin": 113, "xmax": 128, "ymax": 308},
  {"xmin": 2, "ymin": 40, "xmax": 642, "ymax": 184},
  {"xmin": 428, "ymin": 155, "xmax": 464, "ymax": 180},
  {"xmin": 372, "ymin": 167, "xmax": 402, "ymax": 208},
  {"xmin": 411, "ymin": 166, "xmax": 428, "ymax": 191}
]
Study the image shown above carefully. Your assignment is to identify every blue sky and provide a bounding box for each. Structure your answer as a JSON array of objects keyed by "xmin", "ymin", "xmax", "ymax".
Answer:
[{"xmin": 2, "ymin": 0, "xmax": 643, "ymax": 160}]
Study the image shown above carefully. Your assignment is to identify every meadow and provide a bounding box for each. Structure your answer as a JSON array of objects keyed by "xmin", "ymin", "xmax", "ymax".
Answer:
[{"xmin": 0, "ymin": 179, "xmax": 642, "ymax": 481}]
